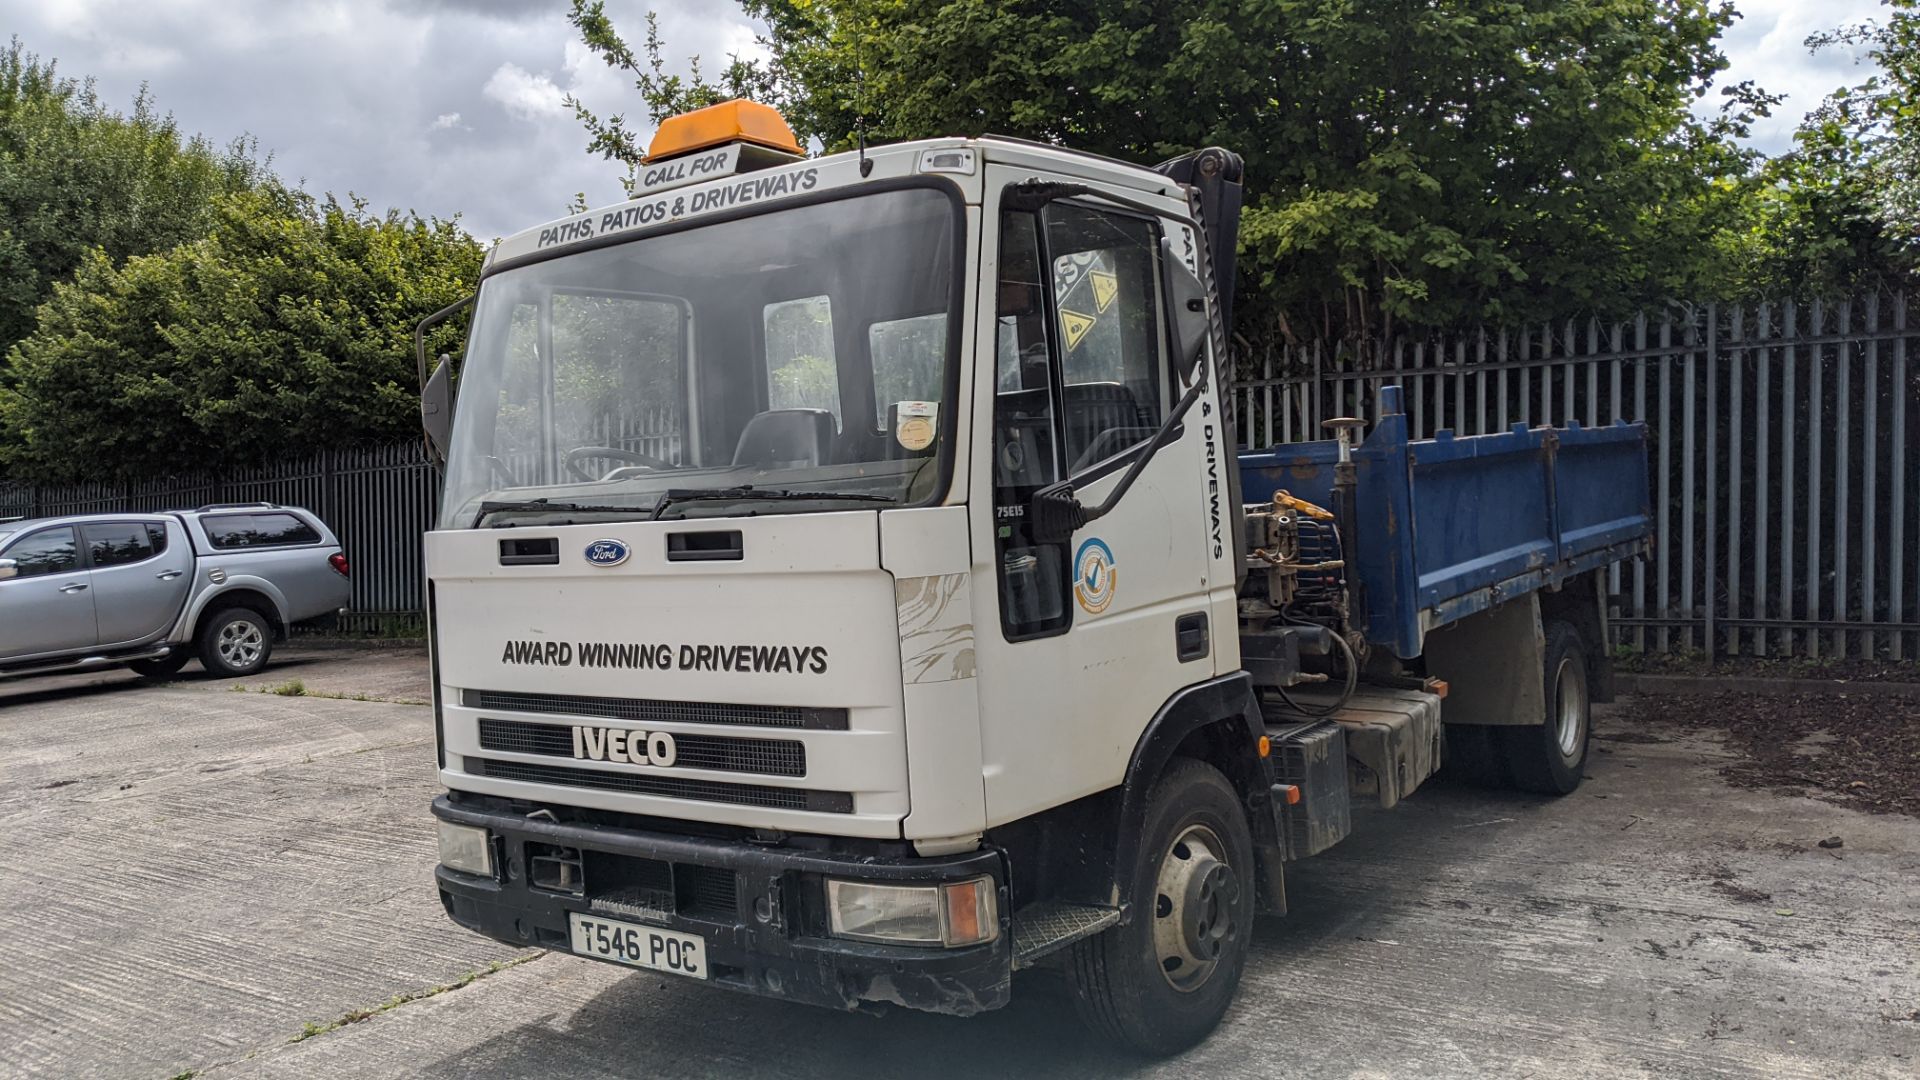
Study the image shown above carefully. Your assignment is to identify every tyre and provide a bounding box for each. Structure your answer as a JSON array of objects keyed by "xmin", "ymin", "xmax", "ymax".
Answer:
[
  {"xmin": 126, "ymin": 651, "xmax": 191, "ymax": 679},
  {"xmin": 1066, "ymin": 758, "xmax": 1254, "ymax": 1056},
  {"xmin": 1499, "ymin": 620, "xmax": 1590, "ymax": 794},
  {"xmin": 197, "ymin": 607, "xmax": 273, "ymax": 678}
]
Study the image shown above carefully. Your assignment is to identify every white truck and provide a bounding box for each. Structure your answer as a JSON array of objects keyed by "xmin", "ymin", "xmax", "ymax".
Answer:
[{"xmin": 417, "ymin": 100, "xmax": 1651, "ymax": 1053}]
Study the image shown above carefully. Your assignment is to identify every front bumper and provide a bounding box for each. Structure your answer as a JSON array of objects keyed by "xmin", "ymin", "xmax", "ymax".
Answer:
[{"xmin": 431, "ymin": 795, "xmax": 1012, "ymax": 1016}]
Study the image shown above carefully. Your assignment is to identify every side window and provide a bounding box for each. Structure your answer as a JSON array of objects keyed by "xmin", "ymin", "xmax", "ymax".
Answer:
[
  {"xmin": 82, "ymin": 523, "xmax": 156, "ymax": 568},
  {"xmin": 147, "ymin": 524, "xmax": 168, "ymax": 555},
  {"xmin": 252, "ymin": 514, "xmax": 322, "ymax": 545},
  {"xmin": 492, "ymin": 301, "xmax": 544, "ymax": 480},
  {"xmin": 991, "ymin": 209, "xmax": 1070, "ymax": 640},
  {"xmin": 1042, "ymin": 204, "xmax": 1165, "ymax": 474},
  {"xmin": 868, "ymin": 313, "xmax": 947, "ymax": 430},
  {"xmin": 204, "ymin": 517, "xmax": 247, "ymax": 549},
  {"xmin": 4, "ymin": 527, "xmax": 79, "ymax": 578},
  {"xmin": 205, "ymin": 513, "xmax": 321, "ymax": 549},
  {"xmin": 551, "ymin": 293, "xmax": 687, "ymax": 469},
  {"xmin": 764, "ymin": 295, "xmax": 840, "ymax": 426}
]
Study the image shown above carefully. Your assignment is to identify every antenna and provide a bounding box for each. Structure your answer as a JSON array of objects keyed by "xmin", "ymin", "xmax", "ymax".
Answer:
[{"xmin": 854, "ymin": 2, "xmax": 872, "ymax": 177}]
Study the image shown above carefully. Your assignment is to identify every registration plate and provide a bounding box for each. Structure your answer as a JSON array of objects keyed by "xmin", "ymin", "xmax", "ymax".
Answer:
[{"xmin": 568, "ymin": 912, "xmax": 708, "ymax": 980}]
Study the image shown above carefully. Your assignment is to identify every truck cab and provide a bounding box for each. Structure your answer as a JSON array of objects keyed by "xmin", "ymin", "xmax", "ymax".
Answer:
[{"xmin": 423, "ymin": 100, "xmax": 1648, "ymax": 1054}]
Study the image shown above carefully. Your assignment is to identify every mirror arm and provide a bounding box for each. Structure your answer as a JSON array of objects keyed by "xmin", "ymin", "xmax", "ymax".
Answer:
[
  {"xmin": 414, "ymin": 294, "xmax": 475, "ymax": 391},
  {"xmin": 1030, "ymin": 355, "xmax": 1211, "ymax": 543}
]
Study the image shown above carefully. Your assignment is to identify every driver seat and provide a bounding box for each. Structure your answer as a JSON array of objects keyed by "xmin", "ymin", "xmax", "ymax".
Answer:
[{"xmin": 733, "ymin": 408, "xmax": 836, "ymax": 469}]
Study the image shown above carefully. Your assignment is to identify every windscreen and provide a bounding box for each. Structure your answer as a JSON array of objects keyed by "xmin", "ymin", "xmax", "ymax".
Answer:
[{"xmin": 439, "ymin": 185, "xmax": 959, "ymax": 529}]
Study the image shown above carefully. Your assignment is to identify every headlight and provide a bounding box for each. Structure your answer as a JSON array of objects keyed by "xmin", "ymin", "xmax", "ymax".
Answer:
[
  {"xmin": 438, "ymin": 820, "xmax": 493, "ymax": 877},
  {"xmin": 826, "ymin": 876, "xmax": 997, "ymax": 947}
]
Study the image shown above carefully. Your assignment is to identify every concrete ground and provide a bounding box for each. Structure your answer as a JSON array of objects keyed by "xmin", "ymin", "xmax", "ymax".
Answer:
[{"xmin": 0, "ymin": 649, "xmax": 1914, "ymax": 1079}]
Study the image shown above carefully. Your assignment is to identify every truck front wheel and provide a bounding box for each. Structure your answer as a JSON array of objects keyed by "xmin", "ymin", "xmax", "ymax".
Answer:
[
  {"xmin": 1500, "ymin": 620, "xmax": 1590, "ymax": 794},
  {"xmin": 1067, "ymin": 758, "xmax": 1254, "ymax": 1055}
]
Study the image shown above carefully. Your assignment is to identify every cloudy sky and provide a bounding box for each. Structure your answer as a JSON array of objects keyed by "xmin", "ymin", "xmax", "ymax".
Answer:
[{"xmin": 3, "ymin": 0, "xmax": 1892, "ymax": 242}]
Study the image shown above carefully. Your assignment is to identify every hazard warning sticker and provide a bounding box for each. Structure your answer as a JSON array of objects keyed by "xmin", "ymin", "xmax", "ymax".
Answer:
[
  {"xmin": 1060, "ymin": 309, "xmax": 1096, "ymax": 350},
  {"xmin": 1090, "ymin": 270, "xmax": 1118, "ymax": 312}
]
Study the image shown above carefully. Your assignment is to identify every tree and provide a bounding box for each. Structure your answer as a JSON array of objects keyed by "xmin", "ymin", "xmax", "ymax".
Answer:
[
  {"xmin": 567, "ymin": 1, "xmax": 1769, "ymax": 355},
  {"xmin": 0, "ymin": 39, "xmax": 267, "ymax": 353},
  {"xmin": 0, "ymin": 187, "xmax": 482, "ymax": 482},
  {"xmin": 1729, "ymin": 1, "xmax": 1919, "ymax": 295},
  {"xmin": 1818, "ymin": 1, "xmax": 1920, "ymax": 245}
]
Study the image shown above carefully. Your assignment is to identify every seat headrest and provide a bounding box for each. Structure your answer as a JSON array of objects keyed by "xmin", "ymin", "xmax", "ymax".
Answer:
[{"xmin": 732, "ymin": 408, "xmax": 836, "ymax": 469}]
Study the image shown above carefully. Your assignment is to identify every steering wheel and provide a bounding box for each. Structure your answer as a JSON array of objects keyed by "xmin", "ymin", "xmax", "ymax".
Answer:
[{"xmin": 564, "ymin": 446, "xmax": 673, "ymax": 482}]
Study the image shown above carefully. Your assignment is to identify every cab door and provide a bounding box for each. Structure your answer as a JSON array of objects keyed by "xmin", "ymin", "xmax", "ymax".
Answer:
[
  {"xmin": 82, "ymin": 519, "xmax": 193, "ymax": 646},
  {"xmin": 969, "ymin": 167, "xmax": 1222, "ymax": 825},
  {"xmin": 0, "ymin": 526, "xmax": 98, "ymax": 659}
]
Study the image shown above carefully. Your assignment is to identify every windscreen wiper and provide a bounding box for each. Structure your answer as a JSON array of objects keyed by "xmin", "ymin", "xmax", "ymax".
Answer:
[
  {"xmin": 651, "ymin": 486, "xmax": 894, "ymax": 521},
  {"xmin": 475, "ymin": 499, "xmax": 649, "ymax": 527}
]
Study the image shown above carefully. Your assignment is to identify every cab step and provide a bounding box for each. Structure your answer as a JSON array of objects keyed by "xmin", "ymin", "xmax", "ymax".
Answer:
[{"xmin": 1011, "ymin": 901, "xmax": 1121, "ymax": 969}]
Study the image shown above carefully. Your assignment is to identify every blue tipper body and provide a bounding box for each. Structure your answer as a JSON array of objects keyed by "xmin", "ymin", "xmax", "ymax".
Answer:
[{"xmin": 1237, "ymin": 386, "xmax": 1653, "ymax": 659}]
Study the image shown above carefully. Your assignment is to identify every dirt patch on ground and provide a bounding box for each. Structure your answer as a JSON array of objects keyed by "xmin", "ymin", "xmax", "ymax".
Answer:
[
  {"xmin": 1628, "ymin": 688, "xmax": 1920, "ymax": 818},
  {"xmin": 1617, "ymin": 653, "xmax": 1920, "ymax": 684}
]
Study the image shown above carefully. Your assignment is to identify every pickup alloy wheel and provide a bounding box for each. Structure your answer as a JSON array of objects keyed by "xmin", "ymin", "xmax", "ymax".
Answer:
[{"xmin": 198, "ymin": 608, "xmax": 273, "ymax": 678}]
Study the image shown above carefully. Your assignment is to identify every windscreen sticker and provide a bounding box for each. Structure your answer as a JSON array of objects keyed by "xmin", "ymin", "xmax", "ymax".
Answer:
[
  {"xmin": 535, "ymin": 168, "xmax": 822, "ymax": 251},
  {"xmin": 895, "ymin": 400, "xmax": 938, "ymax": 451},
  {"xmin": 496, "ymin": 155, "xmax": 880, "ymax": 264}
]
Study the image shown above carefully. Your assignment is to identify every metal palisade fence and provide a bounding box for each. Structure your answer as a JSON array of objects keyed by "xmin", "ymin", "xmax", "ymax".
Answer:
[
  {"xmin": 2, "ymin": 296, "xmax": 1913, "ymax": 657},
  {"xmin": 0, "ymin": 443, "xmax": 441, "ymax": 633},
  {"xmin": 1234, "ymin": 293, "xmax": 1918, "ymax": 660}
]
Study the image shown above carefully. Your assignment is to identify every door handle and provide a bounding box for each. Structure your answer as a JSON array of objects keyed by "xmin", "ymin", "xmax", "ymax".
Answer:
[
  {"xmin": 60, "ymin": 582, "xmax": 89, "ymax": 594},
  {"xmin": 1175, "ymin": 611, "xmax": 1210, "ymax": 662},
  {"xmin": 157, "ymin": 570, "xmax": 183, "ymax": 580}
]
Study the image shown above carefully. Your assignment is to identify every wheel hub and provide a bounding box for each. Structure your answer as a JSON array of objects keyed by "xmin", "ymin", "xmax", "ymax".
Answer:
[
  {"xmin": 1553, "ymin": 655, "xmax": 1589, "ymax": 759},
  {"xmin": 1151, "ymin": 824, "xmax": 1240, "ymax": 992},
  {"xmin": 1181, "ymin": 861, "xmax": 1237, "ymax": 961},
  {"xmin": 219, "ymin": 620, "xmax": 263, "ymax": 668}
]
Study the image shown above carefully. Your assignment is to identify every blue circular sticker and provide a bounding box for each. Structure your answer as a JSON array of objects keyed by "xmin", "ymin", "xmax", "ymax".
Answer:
[{"xmin": 1073, "ymin": 537, "xmax": 1117, "ymax": 614}]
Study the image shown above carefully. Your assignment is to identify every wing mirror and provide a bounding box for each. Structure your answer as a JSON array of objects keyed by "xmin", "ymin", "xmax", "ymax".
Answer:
[
  {"xmin": 0, "ymin": 558, "xmax": 18, "ymax": 581},
  {"xmin": 414, "ymin": 294, "xmax": 474, "ymax": 464},
  {"xmin": 1161, "ymin": 236, "xmax": 1211, "ymax": 379},
  {"xmin": 421, "ymin": 353, "xmax": 455, "ymax": 459}
]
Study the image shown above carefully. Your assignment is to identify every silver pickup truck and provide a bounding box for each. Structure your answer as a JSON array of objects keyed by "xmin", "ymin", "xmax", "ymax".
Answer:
[{"xmin": 0, "ymin": 503, "xmax": 350, "ymax": 681}]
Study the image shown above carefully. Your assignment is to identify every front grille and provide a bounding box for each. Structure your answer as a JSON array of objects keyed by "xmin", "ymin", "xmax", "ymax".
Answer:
[
  {"xmin": 465, "ymin": 690, "xmax": 847, "ymax": 731},
  {"xmin": 468, "ymin": 757, "xmax": 852, "ymax": 813},
  {"xmin": 477, "ymin": 718, "xmax": 805, "ymax": 777},
  {"xmin": 678, "ymin": 864, "xmax": 739, "ymax": 919},
  {"xmin": 574, "ymin": 851, "xmax": 737, "ymax": 923}
]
